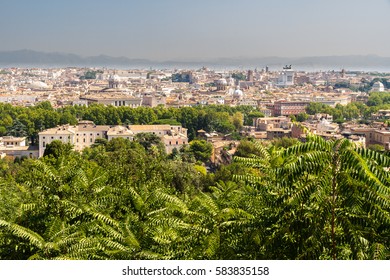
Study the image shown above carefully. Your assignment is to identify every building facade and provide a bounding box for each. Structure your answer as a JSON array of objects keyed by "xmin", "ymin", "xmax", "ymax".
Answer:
[
  {"xmin": 38, "ymin": 121, "xmax": 188, "ymax": 157},
  {"xmin": 277, "ymin": 66, "xmax": 295, "ymax": 87},
  {"xmin": 273, "ymin": 101, "xmax": 309, "ymax": 116},
  {"xmin": 0, "ymin": 136, "xmax": 39, "ymax": 159},
  {"xmin": 80, "ymin": 96, "xmax": 142, "ymax": 108}
]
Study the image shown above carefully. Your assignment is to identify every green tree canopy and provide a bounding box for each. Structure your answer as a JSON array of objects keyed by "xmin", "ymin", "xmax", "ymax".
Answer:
[
  {"xmin": 189, "ymin": 140, "xmax": 213, "ymax": 162},
  {"xmin": 43, "ymin": 140, "xmax": 73, "ymax": 158}
]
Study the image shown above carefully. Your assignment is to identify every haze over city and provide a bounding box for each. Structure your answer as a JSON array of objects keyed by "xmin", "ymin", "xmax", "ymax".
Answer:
[{"xmin": 1, "ymin": 0, "xmax": 390, "ymax": 61}]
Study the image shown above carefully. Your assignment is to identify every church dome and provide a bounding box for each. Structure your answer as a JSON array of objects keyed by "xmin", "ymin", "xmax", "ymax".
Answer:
[
  {"xmin": 216, "ymin": 78, "xmax": 227, "ymax": 85},
  {"xmin": 372, "ymin": 81, "xmax": 384, "ymax": 92},
  {"xmin": 233, "ymin": 87, "xmax": 244, "ymax": 99},
  {"xmin": 109, "ymin": 74, "xmax": 121, "ymax": 81},
  {"xmin": 29, "ymin": 81, "xmax": 49, "ymax": 89}
]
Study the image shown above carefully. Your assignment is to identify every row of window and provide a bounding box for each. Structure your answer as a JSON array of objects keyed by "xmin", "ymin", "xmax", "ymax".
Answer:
[
  {"xmin": 76, "ymin": 138, "xmax": 93, "ymax": 143},
  {"xmin": 114, "ymin": 101, "xmax": 126, "ymax": 106},
  {"xmin": 76, "ymin": 133, "xmax": 100, "ymax": 136},
  {"xmin": 42, "ymin": 133, "xmax": 100, "ymax": 139},
  {"xmin": 168, "ymin": 141, "xmax": 180, "ymax": 145},
  {"xmin": 42, "ymin": 136, "xmax": 71, "ymax": 140}
]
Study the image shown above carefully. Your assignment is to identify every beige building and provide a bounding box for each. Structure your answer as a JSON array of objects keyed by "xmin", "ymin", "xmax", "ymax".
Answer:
[
  {"xmin": 107, "ymin": 125, "xmax": 134, "ymax": 141},
  {"xmin": 372, "ymin": 129, "xmax": 390, "ymax": 149},
  {"xmin": 129, "ymin": 125, "xmax": 187, "ymax": 137},
  {"xmin": 38, "ymin": 121, "xmax": 188, "ymax": 156},
  {"xmin": 141, "ymin": 94, "xmax": 166, "ymax": 107},
  {"xmin": 267, "ymin": 128, "xmax": 291, "ymax": 140},
  {"xmin": 254, "ymin": 116, "xmax": 291, "ymax": 131},
  {"xmin": 38, "ymin": 120, "xmax": 110, "ymax": 157},
  {"xmin": 0, "ymin": 136, "xmax": 39, "ymax": 158},
  {"xmin": 162, "ymin": 134, "xmax": 188, "ymax": 154},
  {"xmin": 1, "ymin": 136, "xmax": 27, "ymax": 147},
  {"xmin": 80, "ymin": 96, "xmax": 142, "ymax": 108}
]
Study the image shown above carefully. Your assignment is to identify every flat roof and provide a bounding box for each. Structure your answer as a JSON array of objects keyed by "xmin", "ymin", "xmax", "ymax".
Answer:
[{"xmin": 129, "ymin": 125, "xmax": 171, "ymax": 131}]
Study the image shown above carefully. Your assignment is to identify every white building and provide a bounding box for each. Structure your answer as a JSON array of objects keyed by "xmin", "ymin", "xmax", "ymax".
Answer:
[
  {"xmin": 277, "ymin": 65, "xmax": 295, "ymax": 87},
  {"xmin": 1, "ymin": 136, "xmax": 26, "ymax": 147},
  {"xmin": 81, "ymin": 96, "xmax": 142, "ymax": 108},
  {"xmin": 38, "ymin": 121, "xmax": 110, "ymax": 157},
  {"xmin": 0, "ymin": 136, "xmax": 39, "ymax": 158}
]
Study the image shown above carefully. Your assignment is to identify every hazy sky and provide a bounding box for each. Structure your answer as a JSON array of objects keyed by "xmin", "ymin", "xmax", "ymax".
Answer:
[{"xmin": 1, "ymin": 0, "xmax": 390, "ymax": 60}]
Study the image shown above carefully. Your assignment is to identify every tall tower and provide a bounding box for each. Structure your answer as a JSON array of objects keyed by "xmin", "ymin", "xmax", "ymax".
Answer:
[
  {"xmin": 341, "ymin": 69, "xmax": 346, "ymax": 78},
  {"xmin": 247, "ymin": 70, "xmax": 254, "ymax": 82}
]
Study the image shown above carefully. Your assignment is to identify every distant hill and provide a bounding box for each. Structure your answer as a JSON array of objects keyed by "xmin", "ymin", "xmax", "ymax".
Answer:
[
  {"xmin": 0, "ymin": 50, "xmax": 152, "ymax": 68},
  {"xmin": 0, "ymin": 49, "xmax": 390, "ymax": 71}
]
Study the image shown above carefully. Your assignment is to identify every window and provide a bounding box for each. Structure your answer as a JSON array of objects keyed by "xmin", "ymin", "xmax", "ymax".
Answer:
[
  {"xmin": 77, "ymin": 139, "xmax": 79, "ymax": 143},
  {"xmin": 43, "ymin": 136, "xmax": 45, "ymax": 139},
  {"xmin": 59, "ymin": 136, "xmax": 62, "ymax": 139},
  {"xmin": 90, "ymin": 133, "xmax": 93, "ymax": 136},
  {"xmin": 51, "ymin": 136, "xmax": 54, "ymax": 139},
  {"xmin": 83, "ymin": 139, "xmax": 86, "ymax": 143},
  {"xmin": 97, "ymin": 133, "xmax": 100, "ymax": 136},
  {"xmin": 43, "ymin": 142, "xmax": 46, "ymax": 147},
  {"xmin": 90, "ymin": 138, "xmax": 92, "ymax": 142}
]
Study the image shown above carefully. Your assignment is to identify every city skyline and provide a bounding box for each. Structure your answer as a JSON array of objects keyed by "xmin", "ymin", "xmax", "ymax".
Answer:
[{"xmin": 1, "ymin": 0, "xmax": 390, "ymax": 60}]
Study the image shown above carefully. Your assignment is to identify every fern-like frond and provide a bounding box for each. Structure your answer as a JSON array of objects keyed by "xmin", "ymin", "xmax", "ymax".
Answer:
[{"xmin": 0, "ymin": 219, "xmax": 45, "ymax": 248}]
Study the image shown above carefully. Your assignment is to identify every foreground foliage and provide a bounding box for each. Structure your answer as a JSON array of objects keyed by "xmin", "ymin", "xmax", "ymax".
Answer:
[{"xmin": 0, "ymin": 135, "xmax": 389, "ymax": 260}]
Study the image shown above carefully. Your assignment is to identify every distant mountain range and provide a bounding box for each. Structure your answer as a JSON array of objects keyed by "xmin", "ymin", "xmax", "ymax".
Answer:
[{"xmin": 1, "ymin": 49, "xmax": 390, "ymax": 71}]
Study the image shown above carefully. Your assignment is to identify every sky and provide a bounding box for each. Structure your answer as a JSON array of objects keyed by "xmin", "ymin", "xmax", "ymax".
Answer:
[{"xmin": 1, "ymin": 0, "xmax": 390, "ymax": 60}]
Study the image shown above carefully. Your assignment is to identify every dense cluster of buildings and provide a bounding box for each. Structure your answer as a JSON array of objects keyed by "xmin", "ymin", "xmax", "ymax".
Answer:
[
  {"xmin": 1, "ymin": 66, "xmax": 383, "ymax": 112},
  {"xmin": 0, "ymin": 66, "xmax": 390, "ymax": 160},
  {"xmin": 242, "ymin": 113, "xmax": 390, "ymax": 151}
]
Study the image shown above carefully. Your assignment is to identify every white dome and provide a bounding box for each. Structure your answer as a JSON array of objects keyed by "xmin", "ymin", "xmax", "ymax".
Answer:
[
  {"xmin": 216, "ymin": 78, "xmax": 227, "ymax": 85},
  {"xmin": 234, "ymin": 89, "xmax": 243, "ymax": 95},
  {"xmin": 29, "ymin": 81, "xmax": 49, "ymax": 89},
  {"xmin": 372, "ymin": 81, "xmax": 385, "ymax": 92},
  {"xmin": 109, "ymin": 74, "xmax": 121, "ymax": 81},
  {"xmin": 233, "ymin": 88, "xmax": 243, "ymax": 99}
]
